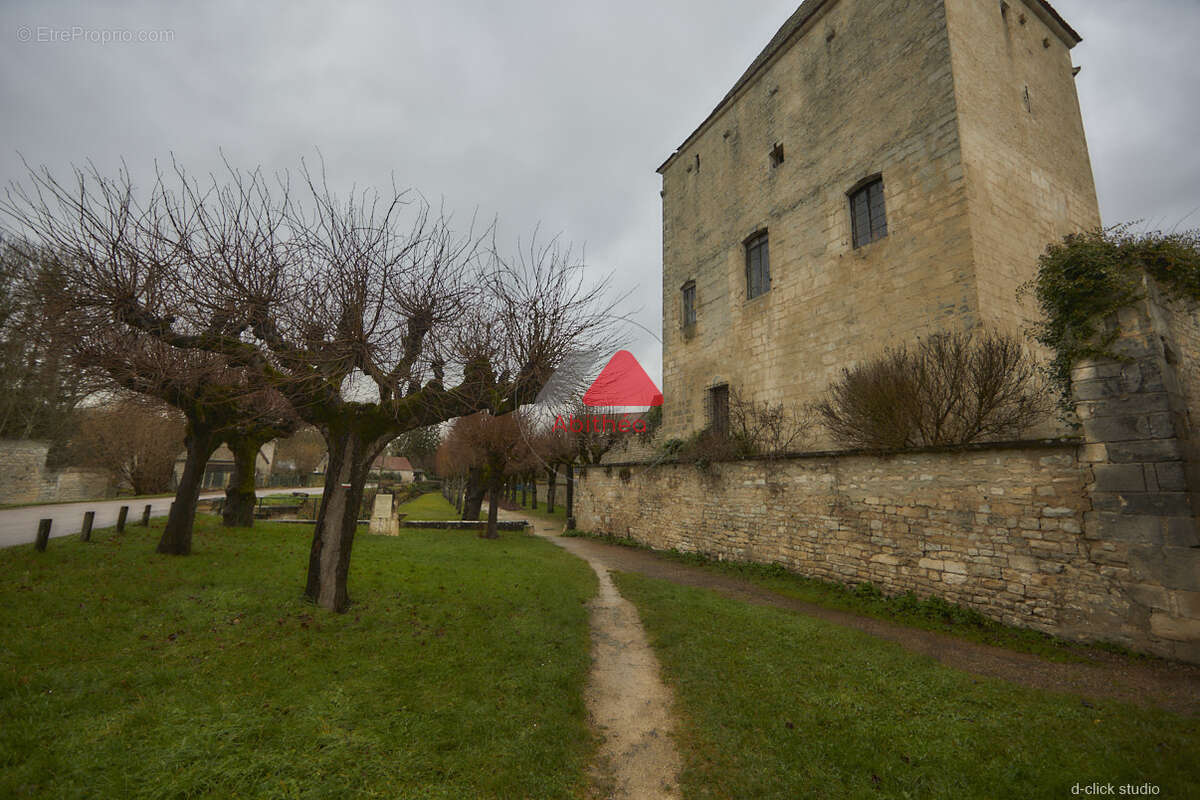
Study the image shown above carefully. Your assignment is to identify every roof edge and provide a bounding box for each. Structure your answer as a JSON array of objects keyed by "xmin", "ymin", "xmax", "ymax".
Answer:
[
  {"xmin": 1021, "ymin": 0, "xmax": 1083, "ymax": 49},
  {"xmin": 658, "ymin": 0, "xmax": 836, "ymax": 174},
  {"xmin": 656, "ymin": 0, "xmax": 1083, "ymax": 176}
]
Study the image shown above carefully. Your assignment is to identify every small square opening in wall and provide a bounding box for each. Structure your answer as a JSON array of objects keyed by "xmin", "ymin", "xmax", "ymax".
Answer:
[{"xmin": 769, "ymin": 142, "xmax": 784, "ymax": 168}]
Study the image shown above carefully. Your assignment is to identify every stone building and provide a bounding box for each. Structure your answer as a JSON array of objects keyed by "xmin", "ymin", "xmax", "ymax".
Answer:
[{"xmin": 658, "ymin": 0, "xmax": 1100, "ymax": 440}]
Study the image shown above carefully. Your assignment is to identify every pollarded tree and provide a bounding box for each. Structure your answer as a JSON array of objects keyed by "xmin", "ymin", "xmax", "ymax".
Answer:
[
  {"xmin": 436, "ymin": 410, "xmax": 538, "ymax": 538},
  {"xmin": 4, "ymin": 169, "xmax": 300, "ymax": 553},
  {"xmin": 3, "ymin": 159, "xmax": 616, "ymax": 610}
]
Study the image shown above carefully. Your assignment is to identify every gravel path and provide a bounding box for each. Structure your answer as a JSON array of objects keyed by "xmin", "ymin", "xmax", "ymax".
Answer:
[
  {"xmin": 495, "ymin": 508, "xmax": 1200, "ymax": 719},
  {"xmin": 547, "ymin": 530, "xmax": 1200, "ymax": 717},
  {"xmin": 496, "ymin": 509, "xmax": 682, "ymax": 800}
]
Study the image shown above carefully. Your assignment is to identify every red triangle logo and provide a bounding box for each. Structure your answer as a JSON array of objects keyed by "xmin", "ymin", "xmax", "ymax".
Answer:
[{"xmin": 582, "ymin": 350, "xmax": 663, "ymax": 407}]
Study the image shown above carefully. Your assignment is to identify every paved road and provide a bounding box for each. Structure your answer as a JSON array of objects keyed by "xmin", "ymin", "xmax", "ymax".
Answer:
[{"xmin": 0, "ymin": 487, "xmax": 325, "ymax": 549}]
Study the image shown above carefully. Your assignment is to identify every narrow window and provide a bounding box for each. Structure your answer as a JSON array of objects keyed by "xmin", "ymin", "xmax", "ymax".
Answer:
[
  {"xmin": 709, "ymin": 384, "xmax": 730, "ymax": 435},
  {"xmin": 849, "ymin": 177, "xmax": 887, "ymax": 249},
  {"xmin": 681, "ymin": 280, "xmax": 697, "ymax": 327},
  {"xmin": 744, "ymin": 230, "xmax": 770, "ymax": 299}
]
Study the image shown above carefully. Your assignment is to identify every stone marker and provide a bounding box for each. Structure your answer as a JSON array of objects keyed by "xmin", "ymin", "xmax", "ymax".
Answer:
[
  {"xmin": 141, "ymin": 504, "xmax": 152, "ymax": 526},
  {"xmin": 370, "ymin": 493, "xmax": 400, "ymax": 536},
  {"xmin": 116, "ymin": 506, "xmax": 129, "ymax": 532},
  {"xmin": 81, "ymin": 511, "xmax": 95, "ymax": 543}
]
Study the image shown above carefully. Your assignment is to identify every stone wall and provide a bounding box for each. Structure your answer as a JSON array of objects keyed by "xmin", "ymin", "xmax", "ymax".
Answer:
[
  {"xmin": 0, "ymin": 440, "xmax": 111, "ymax": 505},
  {"xmin": 657, "ymin": 0, "xmax": 1098, "ymax": 444},
  {"xmin": 944, "ymin": 0, "xmax": 1101, "ymax": 334},
  {"xmin": 577, "ymin": 441, "xmax": 1197, "ymax": 662},
  {"xmin": 1071, "ymin": 280, "xmax": 1200, "ymax": 656},
  {"xmin": 577, "ymin": 277, "xmax": 1200, "ymax": 663}
]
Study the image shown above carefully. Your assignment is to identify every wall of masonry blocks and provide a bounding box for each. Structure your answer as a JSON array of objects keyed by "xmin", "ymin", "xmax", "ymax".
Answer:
[
  {"xmin": 578, "ymin": 277, "xmax": 1200, "ymax": 663},
  {"xmin": 0, "ymin": 440, "xmax": 110, "ymax": 505},
  {"xmin": 1072, "ymin": 278, "xmax": 1200, "ymax": 659}
]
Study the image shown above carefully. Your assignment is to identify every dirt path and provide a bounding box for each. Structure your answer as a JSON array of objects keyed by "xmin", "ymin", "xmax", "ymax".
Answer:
[
  {"xmin": 499, "ymin": 510, "xmax": 1200, "ymax": 717},
  {"xmin": 496, "ymin": 509, "xmax": 681, "ymax": 800}
]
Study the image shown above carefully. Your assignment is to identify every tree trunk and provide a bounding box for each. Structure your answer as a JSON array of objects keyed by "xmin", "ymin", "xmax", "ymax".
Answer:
[
  {"xmin": 462, "ymin": 467, "xmax": 484, "ymax": 520},
  {"xmin": 304, "ymin": 427, "xmax": 386, "ymax": 612},
  {"xmin": 565, "ymin": 462, "xmax": 575, "ymax": 524},
  {"xmin": 529, "ymin": 471, "xmax": 538, "ymax": 510},
  {"xmin": 545, "ymin": 466, "xmax": 556, "ymax": 513},
  {"xmin": 222, "ymin": 433, "xmax": 265, "ymax": 527},
  {"xmin": 483, "ymin": 485, "xmax": 501, "ymax": 539},
  {"xmin": 520, "ymin": 480, "xmax": 527, "ymax": 508},
  {"xmin": 157, "ymin": 424, "xmax": 219, "ymax": 555}
]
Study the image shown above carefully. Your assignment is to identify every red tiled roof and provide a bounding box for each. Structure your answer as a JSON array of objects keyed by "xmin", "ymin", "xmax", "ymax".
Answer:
[{"xmin": 372, "ymin": 455, "xmax": 413, "ymax": 472}]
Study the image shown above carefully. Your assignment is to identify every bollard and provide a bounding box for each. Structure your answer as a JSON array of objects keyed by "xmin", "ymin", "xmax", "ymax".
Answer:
[
  {"xmin": 116, "ymin": 505, "xmax": 129, "ymax": 532},
  {"xmin": 35, "ymin": 519, "xmax": 52, "ymax": 551},
  {"xmin": 141, "ymin": 504, "xmax": 152, "ymax": 526},
  {"xmin": 81, "ymin": 511, "xmax": 95, "ymax": 543}
]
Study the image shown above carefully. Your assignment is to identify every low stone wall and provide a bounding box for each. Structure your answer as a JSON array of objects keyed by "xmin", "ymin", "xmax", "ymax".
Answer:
[
  {"xmin": 576, "ymin": 440, "xmax": 1199, "ymax": 663},
  {"xmin": 400, "ymin": 520, "xmax": 529, "ymax": 531},
  {"xmin": 0, "ymin": 440, "xmax": 111, "ymax": 505}
]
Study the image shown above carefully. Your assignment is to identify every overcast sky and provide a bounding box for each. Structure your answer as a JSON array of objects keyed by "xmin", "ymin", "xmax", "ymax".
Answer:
[{"xmin": 3, "ymin": 0, "xmax": 1198, "ymax": 386}]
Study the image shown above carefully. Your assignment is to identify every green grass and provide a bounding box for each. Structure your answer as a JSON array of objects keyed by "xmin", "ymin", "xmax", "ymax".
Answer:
[
  {"xmin": 0, "ymin": 494, "xmax": 597, "ymax": 799},
  {"xmin": 505, "ymin": 485, "xmax": 569, "ymax": 527},
  {"xmin": 565, "ymin": 530, "xmax": 1139, "ymax": 663},
  {"xmin": 395, "ymin": 493, "xmax": 464, "ymax": 522},
  {"xmin": 614, "ymin": 571, "xmax": 1199, "ymax": 800}
]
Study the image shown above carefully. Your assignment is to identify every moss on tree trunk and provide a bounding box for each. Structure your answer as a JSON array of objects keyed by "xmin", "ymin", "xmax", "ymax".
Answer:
[{"xmin": 157, "ymin": 423, "xmax": 220, "ymax": 555}]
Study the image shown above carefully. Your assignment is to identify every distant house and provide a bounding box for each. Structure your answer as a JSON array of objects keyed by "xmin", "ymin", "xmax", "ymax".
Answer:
[
  {"xmin": 173, "ymin": 440, "xmax": 276, "ymax": 490},
  {"xmin": 311, "ymin": 453, "xmax": 424, "ymax": 483},
  {"xmin": 370, "ymin": 455, "xmax": 417, "ymax": 483}
]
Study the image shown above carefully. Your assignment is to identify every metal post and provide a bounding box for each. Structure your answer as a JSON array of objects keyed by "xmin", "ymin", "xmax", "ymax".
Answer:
[
  {"xmin": 81, "ymin": 511, "xmax": 95, "ymax": 543},
  {"xmin": 35, "ymin": 519, "xmax": 52, "ymax": 551},
  {"xmin": 116, "ymin": 505, "xmax": 129, "ymax": 532}
]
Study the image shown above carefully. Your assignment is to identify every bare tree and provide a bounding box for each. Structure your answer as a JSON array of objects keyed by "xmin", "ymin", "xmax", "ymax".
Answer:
[
  {"xmin": 816, "ymin": 329, "xmax": 1051, "ymax": 449},
  {"xmin": 437, "ymin": 411, "xmax": 537, "ymax": 538},
  {"xmin": 389, "ymin": 424, "xmax": 440, "ymax": 477},
  {"xmin": 728, "ymin": 389, "xmax": 812, "ymax": 457},
  {"xmin": 74, "ymin": 397, "xmax": 184, "ymax": 495},
  {"xmin": 274, "ymin": 425, "xmax": 327, "ymax": 484},
  {"xmin": 0, "ymin": 238, "xmax": 95, "ymax": 450},
  {"xmin": 3, "ymin": 159, "xmax": 616, "ymax": 610}
]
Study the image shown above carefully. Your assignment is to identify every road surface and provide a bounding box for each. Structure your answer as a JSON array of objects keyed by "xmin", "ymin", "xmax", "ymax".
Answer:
[{"xmin": 0, "ymin": 487, "xmax": 325, "ymax": 549}]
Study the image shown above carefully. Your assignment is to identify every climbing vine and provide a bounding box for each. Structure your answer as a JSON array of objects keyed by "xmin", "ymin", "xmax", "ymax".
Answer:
[{"xmin": 1024, "ymin": 224, "xmax": 1200, "ymax": 401}]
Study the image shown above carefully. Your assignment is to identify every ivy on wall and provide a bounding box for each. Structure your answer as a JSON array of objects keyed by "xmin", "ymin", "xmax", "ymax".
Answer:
[{"xmin": 1024, "ymin": 225, "xmax": 1200, "ymax": 401}]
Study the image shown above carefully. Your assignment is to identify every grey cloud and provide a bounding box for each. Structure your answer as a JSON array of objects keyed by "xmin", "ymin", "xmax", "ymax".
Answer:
[{"xmin": 2, "ymin": 0, "xmax": 1196, "ymax": 387}]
